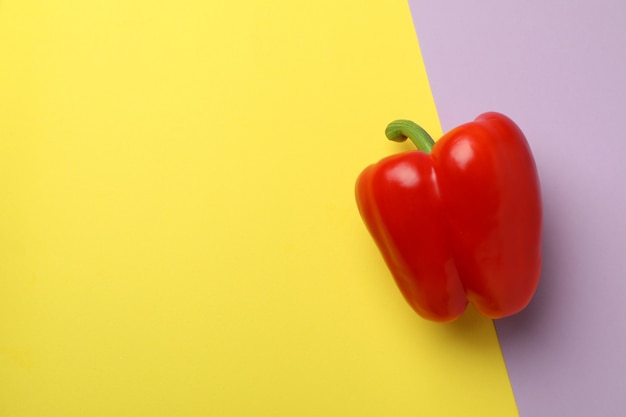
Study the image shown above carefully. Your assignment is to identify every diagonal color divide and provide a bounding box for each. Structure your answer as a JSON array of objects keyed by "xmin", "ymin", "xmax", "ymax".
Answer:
[
  {"xmin": 1, "ymin": 0, "xmax": 516, "ymax": 415},
  {"xmin": 409, "ymin": 0, "xmax": 626, "ymax": 415}
]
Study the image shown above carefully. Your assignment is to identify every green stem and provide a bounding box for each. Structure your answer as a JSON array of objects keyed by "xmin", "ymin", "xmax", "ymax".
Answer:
[{"xmin": 385, "ymin": 120, "xmax": 435, "ymax": 153}]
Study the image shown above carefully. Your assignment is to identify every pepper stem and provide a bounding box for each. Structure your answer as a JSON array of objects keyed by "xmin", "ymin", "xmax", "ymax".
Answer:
[{"xmin": 385, "ymin": 120, "xmax": 435, "ymax": 153}]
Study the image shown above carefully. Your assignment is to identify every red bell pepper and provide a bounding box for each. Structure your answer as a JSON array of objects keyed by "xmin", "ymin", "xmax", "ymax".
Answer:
[{"xmin": 355, "ymin": 112, "xmax": 542, "ymax": 322}]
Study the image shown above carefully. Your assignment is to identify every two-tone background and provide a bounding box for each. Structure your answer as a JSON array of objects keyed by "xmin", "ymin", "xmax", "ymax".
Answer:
[{"xmin": 1, "ymin": 1, "xmax": 624, "ymax": 415}]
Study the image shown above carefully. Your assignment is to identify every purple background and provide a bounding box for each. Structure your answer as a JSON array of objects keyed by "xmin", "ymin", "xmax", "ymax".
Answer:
[{"xmin": 408, "ymin": 1, "xmax": 626, "ymax": 415}]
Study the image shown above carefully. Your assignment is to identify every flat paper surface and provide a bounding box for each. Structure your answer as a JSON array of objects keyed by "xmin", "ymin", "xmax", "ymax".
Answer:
[
  {"xmin": 409, "ymin": 0, "xmax": 626, "ymax": 415},
  {"xmin": 1, "ymin": 1, "xmax": 518, "ymax": 415}
]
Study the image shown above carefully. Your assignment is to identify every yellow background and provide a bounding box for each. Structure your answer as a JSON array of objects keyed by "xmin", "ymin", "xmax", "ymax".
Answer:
[{"xmin": 0, "ymin": 0, "xmax": 519, "ymax": 415}]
